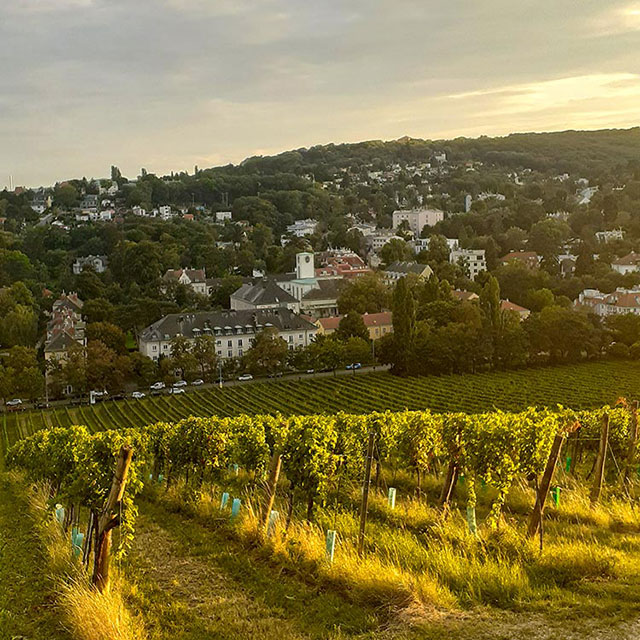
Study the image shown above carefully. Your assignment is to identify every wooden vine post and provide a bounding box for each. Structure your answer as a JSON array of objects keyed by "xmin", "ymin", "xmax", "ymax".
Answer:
[
  {"xmin": 623, "ymin": 400, "xmax": 639, "ymax": 486},
  {"xmin": 357, "ymin": 431, "xmax": 375, "ymax": 557},
  {"xmin": 92, "ymin": 445, "xmax": 133, "ymax": 592},
  {"xmin": 439, "ymin": 458, "xmax": 459, "ymax": 507},
  {"xmin": 527, "ymin": 432, "xmax": 565, "ymax": 539},
  {"xmin": 262, "ymin": 452, "xmax": 282, "ymax": 535},
  {"xmin": 590, "ymin": 413, "xmax": 609, "ymax": 504}
]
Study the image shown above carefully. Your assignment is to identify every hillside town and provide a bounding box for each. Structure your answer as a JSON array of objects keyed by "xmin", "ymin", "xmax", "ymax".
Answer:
[{"xmin": 2, "ymin": 132, "xmax": 640, "ymax": 403}]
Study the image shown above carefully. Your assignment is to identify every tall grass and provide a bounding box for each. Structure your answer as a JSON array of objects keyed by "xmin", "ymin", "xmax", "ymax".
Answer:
[
  {"xmin": 26, "ymin": 478, "xmax": 147, "ymax": 640},
  {"xmin": 147, "ymin": 469, "xmax": 640, "ymax": 616}
]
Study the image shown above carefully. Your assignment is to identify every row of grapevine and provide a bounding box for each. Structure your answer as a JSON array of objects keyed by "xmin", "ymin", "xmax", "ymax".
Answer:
[
  {"xmin": 5, "ymin": 361, "xmax": 640, "ymax": 451},
  {"xmin": 8, "ymin": 403, "xmax": 637, "ymax": 591}
]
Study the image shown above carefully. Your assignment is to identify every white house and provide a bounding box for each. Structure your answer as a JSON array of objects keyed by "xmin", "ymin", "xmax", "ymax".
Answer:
[
  {"xmin": 286, "ymin": 219, "xmax": 318, "ymax": 237},
  {"xmin": 596, "ymin": 230, "xmax": 624, "ymax": 243},
  {"xmin": 72, "ymin": 255, "xmax": 108, "ymax": 275},
  {"xmin": 368, "ymin": 230, "xmax": 404, "ymax": 252},
  {"xmin": 450, "ymin": 248, "xmax": 486, "ymax": 280},
  {"xmin": 162, "ymin": 268, "xmax": 208, "ymax": 295},
  {"xmin": 139, "ymin": 308, "xmax": 317, "ymax": 361},
  {"xmin": 392, "ymin": 208, "xmax": 444, "ymax": 237},
  {"xmin": 611, "ymin": 253, "xmax": 640, "ymax": 275},
  {"xmin": 215, "ymin": 210, "xmax": 232, "ymax": 223}
]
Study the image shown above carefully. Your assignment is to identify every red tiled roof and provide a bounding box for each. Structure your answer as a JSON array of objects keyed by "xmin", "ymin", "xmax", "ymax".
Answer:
[{"xmin": 501, "ymin": 300, "xmax": 529, "ymax": 313}]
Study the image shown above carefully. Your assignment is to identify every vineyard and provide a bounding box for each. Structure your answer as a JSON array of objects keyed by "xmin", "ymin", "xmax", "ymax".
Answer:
[
  {"xmin": 5, "ymin": 359, "xmax": 640, "ymax": 453},
  {"xmin": 5, "ymin": 398, "xmax": 640, "ymax": 637}
]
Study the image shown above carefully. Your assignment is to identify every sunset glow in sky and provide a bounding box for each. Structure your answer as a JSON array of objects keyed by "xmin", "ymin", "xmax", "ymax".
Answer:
[{"xmin": 2, "ymin": 1, "xmax": 640, "ymax": 186}]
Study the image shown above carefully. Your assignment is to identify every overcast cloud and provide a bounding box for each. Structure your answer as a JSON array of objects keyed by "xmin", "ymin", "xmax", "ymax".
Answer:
[{"xmin": 1, "ymin": 0, "xmax": 640, "ymax": 186}]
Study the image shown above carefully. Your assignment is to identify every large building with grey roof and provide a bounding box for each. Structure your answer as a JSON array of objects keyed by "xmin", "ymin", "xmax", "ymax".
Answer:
[{"xmin": 139, "ymin": 308, "xmax": 317, "ymax": 361}]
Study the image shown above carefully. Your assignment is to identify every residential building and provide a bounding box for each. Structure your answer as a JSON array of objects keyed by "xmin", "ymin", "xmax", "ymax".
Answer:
[
  {"xmin": 449, "ymin": 248, "xmax": 486, "ymax": 280},
  {"xmin": 367, "ymin": 230, "xmax": 404, "ymax": 252},
  {"xmin": 44, "ymin": 292, "xmax": 85, "ymax": 363},
  {"xmin": 317, "ymin": 311, "xmax": 393, "ymax": 340},
  {"xmin": 558, "ymin": 254, "xmax": 577, "ymax": 278},
  {"xmin": 500, "ymin": 300, "xmax": 530, "ymax": 321},
  {"xmin": 611, "ymin": 252, "xmax": 640, "ymax": 275},
  {"xmin": 162, "ymin": 268, "xmax": 208, "ymax": 295},
  {"xmin": 286, "ymin": 218, "xmax": 318, "ymax": 237},
  {"xmin": 230, "ymin": 280, "xmax": 300, "ymax": 312},
  {"xmin": 500, "ymin": 251, "xmax": 541, "ymax": 270},
  {"xmin": 452, "ymin": 290, "xmax": 480, "ymax": 303},
  {"xmin": 79, "ymin": 194, "xmax": 98, "ymax": 212},
  {"xmin": 347, "ymin": 221, "xmax": 377, "ymax": 237},
  {"xmin": 414, "ymin": 237, "xmax": 459, "ymax": 253},
  {"xmin": 383, "ymin": 261, "xmax": 433, "ymax": 284},
  {"xmin": 595, "ymin": 230, "xmax": 624, "ymax": 243},
  {"xmin": 72, "ymin": 255, "xmax": 108, "ymax": 275},
  {"xmin": 315, "ymin": 250, "xmax": 372, "ymax": 279},
  {"xmin": 139, "ymin": 308, "xmax": 317, "ymax": 361},
  {"xmin": 215, "ymin": 210, "xmax": 232, "ymax": 223},
  {"xmin": 31, "ymin": 192, "xmax": 52, "ymax": 214},
  {"xmin": 392, "ymin": 208, "xmax": 444, "ymax": 237},
  {"xmin": 158, "ymin": 205, "xmax": 172, "ymax": 220},
  {"xmin": 576, "ymin": 288, "xmax": 640, "ymax": 316}
]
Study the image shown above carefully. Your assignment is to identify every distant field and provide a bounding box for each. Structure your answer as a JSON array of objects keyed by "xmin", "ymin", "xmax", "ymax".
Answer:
[{"xmin": 3, "ymin": 359, "xmax": 640, "ymax": 452}]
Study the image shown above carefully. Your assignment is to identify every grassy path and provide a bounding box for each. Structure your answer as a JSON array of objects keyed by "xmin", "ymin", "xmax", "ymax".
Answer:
[
  {"xmin": 127, "ymin": 499, "xmax": 389, "ymax": 640},
  {"xmin": 0, "ymin": 475, "xmax": 72, "ymax": 640},
  {"xmin": 127, "ymin": 497, "xmax": 640, "ymax": 640}
]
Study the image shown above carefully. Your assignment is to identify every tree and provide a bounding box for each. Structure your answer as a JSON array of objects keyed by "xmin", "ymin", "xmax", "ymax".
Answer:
[
  {"xmin": 87, "ymin": 323, "xmax": 127, "ymax": 354},
  {"xmin": 191, "ymin": 335, "xmax": 218, "ymax": 379},
  {"xmin": 83, "ymin": 298, "xmax": 115, "ymax": 324},
  {"xmin": 54, "ymin": 183, "xmax": 79, "ymax": 208},
  {"xmin": 424, "ymin": 235, "xmax": 451, "ymax": 264},
  {"xmin": 337, "ymin": 273, "xmax": 390, "ymax": 315},
  {"xmin": 379, "ymin": 239, "xmax": 414, "ymax": 265},
  {"xmin": 243, "ymin": 328, "xmax": 288, "ymax": 376},
  {"xmin": 336, "ymin": 312, "xmax": 369, "ymax": 341},
  {"xmin": 170, "ymin": 335, "xmax": 197, "ymax": 380},
  {"xmin": 344, "ymin": 337, "xmax": 373, "ymax": 366},
  {"xmin": 391, "ymin": 277, "xmax": 416, "ymax": 376}
]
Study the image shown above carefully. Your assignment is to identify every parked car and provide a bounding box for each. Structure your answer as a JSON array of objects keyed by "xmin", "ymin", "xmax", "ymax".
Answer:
[
  {"xmin": 237, "ymin": 374, "xmax": 253, "ymax": 381},
  {"xmin": 6, "ymin": 398, "xmax": 22, "ymax": 406},
  {"xmin": 168, "ymin": 387, "xmax": 185, "ymax": 394},
  {"xmin": 306, "ymin": 369, "xmax": 315, "ymax": 374},
  {"xmin": 353, "ymin": 362, "xmax": 362, "ymax": 369},
  {"xmin": 91, "ymin": 390, "xmax": 108, "ymax": 398},
  {"xmin": 345, "ymin": 364, "xmax": 354, "ymax": 370},
  {"xmin": 173, "ymin": 380, "xmax": 187, "ymax": 387},
  {"xmin": 191, "ymin": 379, "xmax": 204, "ymax": 386},
  {"xmin": 150, "ymin": 382, "xmax": 165, "ymax": 390},
  {"xmin": 132, "ymin": 391, "xmax": 146, "ymax": 399}
]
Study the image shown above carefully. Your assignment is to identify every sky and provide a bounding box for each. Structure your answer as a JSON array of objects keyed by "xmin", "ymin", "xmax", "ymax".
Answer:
[{"xmin": 2, "ymin": 0, "xmax": 640, "ymax": 187}]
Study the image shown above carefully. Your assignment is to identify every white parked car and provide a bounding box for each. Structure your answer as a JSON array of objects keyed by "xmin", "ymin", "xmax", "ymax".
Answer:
[
  {"xmin": 132, "ymin": 391, "xmax": 146, "ymax": 399},
  {"xmin": 6, "ymin": 398, "xmax": 22, "ymax": 406},
  {"xmin": 92, "ymin": 390, "xmax": 108, "ymax": 398},
  {"xmin": 238, "ymin": 374, "xmax": 253, "ymax": 381},
  {"xmin": 173, "ymin": 380, "xmax": 187, "ymax": 387},
  {"xmin": 191, "ymin": 379, "xmax": 204, "ymax": 386},
  {"xmin": 169, "ymin": 387, "xmax": 185, "ymax": 394},
  {"xmin": 150, "ymin": 382, "xmax": 165, "ymax": 390}
]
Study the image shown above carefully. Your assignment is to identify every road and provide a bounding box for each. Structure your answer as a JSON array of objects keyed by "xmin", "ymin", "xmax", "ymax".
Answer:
[{"xmin": 2, "ymin": 364, "xmax": 390, "ymax": 413}]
